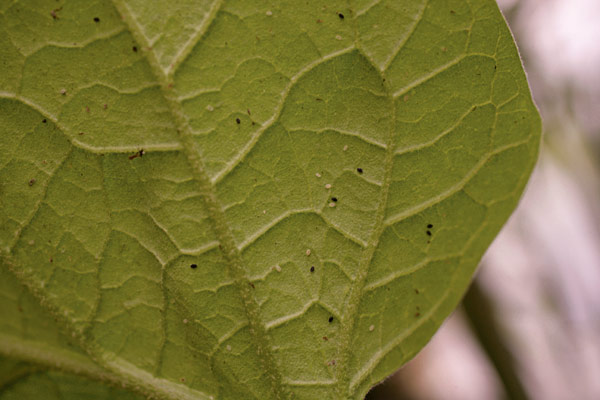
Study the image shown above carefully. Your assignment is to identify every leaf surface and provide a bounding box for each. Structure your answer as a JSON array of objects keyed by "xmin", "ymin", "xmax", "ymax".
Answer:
[{"xmin": 0, "ymin": 0, "xmax": 540, "ymax": 399}]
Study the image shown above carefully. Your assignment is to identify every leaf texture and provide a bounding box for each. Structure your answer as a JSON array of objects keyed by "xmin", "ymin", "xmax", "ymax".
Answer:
[{"xmin": 0, "ymin": 0, "xmax": 540, "ymax": 399}]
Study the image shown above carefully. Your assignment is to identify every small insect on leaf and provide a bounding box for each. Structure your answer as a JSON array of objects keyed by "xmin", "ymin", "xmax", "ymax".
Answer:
[{"xmin": 128, "ymin": 149, "xmax": 145, "ymax": 160}]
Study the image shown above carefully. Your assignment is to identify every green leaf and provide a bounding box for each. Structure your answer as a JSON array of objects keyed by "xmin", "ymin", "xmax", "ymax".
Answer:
[{"xmin": 0, "ymin": 0, "xmax": 540, "ymax": 399}]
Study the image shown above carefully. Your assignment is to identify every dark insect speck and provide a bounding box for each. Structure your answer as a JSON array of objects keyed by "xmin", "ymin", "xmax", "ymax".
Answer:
[
  {"xmin": 338, "ymin": 13, "xmax": 344, "ymax": 19},
  {"xmin": 328, "ymin": 316, "xmax": 334, "ymax": 323},
  {"xmin": 42, "ymin": 119, "xmax": 47, "ymax": 123},
  {"xmin": 427, "ymin": 224, "xmax": 433, "ymax": 228},
  {"xmin": 93, "ymin": 17, "xmax": 100, "ymax": 22},
  {"xmin": 51, "ymin": 8, "xmax": 62, "ymax": 20},
  {"xmin": 128, "ymin": 149, "xmax": 144, "ymax": 160},
  {"xmin": 426, "ymin": 230, "xmax": 432, "ymax": 236},
  {"xmin": 132, "ymin": 46, "xmax": 138, "ymax": 52},
  {"xmin": 190, "ymin": 264, "xmax": 197, "ymax": 269},
  {"xmin": 357, "ymin": 167, "xmax": 363, "ymax": 174},
  {"xmin": 310, "ymin": 266, "xmax": 315, "ymax": 272},
  {"xmin": 236, "ymin": 118, "xmax": 241, "ymax": 124},
  {"xmin": 331, "ymin": 197, "xmax": 338, "ymax": 202}
]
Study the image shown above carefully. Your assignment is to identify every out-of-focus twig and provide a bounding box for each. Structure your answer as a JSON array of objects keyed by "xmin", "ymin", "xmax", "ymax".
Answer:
[
  {"xmin": 365, "ymin": 374, "xmax": 416, "ymax": 400},
  {"xmin": 462, "ymin": 278, "xmax": 530, "ymax": 400}
]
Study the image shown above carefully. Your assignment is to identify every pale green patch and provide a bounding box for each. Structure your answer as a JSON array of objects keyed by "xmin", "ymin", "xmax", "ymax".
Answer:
[{"xmin": 0, "ymin": 0, "xmax": 540, "ymax": 399}]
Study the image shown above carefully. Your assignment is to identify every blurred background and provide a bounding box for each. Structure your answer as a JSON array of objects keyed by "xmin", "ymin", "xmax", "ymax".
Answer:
[{"xmin": 367, "ymin": 0, "xmax": 600, "ymax": 399}]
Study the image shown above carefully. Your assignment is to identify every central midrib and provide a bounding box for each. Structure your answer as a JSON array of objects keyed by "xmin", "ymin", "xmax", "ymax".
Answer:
[{"xmin": 110, "ymin": 1, "xmax": 287, "ymax": 399}]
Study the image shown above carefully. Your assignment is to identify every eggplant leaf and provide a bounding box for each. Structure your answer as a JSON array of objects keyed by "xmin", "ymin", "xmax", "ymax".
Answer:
[{"xmin": 0, "ymin": 0, "xmax": 540, "ymax": 399}]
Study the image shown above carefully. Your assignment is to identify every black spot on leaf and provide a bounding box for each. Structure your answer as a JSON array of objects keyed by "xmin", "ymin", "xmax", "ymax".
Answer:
[
  {"xmin": 328, "ymin": 316, "xmax": 334, "ymax": 323},
  {"xmin": 190, "ymin": 264, "xmax": 197, "ymax": 269},
  {"xmin": 93, "ymin": 17, "xmax": 100, "ymax": 22},
  {"xmin": 357, "ymin": 168, "xmax": 363, "ymax": 174}
]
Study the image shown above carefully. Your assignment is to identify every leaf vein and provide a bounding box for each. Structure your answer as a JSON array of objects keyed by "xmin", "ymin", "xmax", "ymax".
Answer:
[
  {"xmin": 334, "ymin": 11, "xmax": 398, "ymax": 396},
  {"xmin": 348, "ymin": 289, "xmax": 450, "ymax": 391},
  {"xmin": 167, "ymin": 0, "xmax": 224, "ymax": 76},
  {"xmin": 381, "ymin": 0, "xmax": 429, "ymax": 71},
  {"xmin": 383, "ymin": 139, "xmax": 530, "ymax": 226},
  {"xmin": 211, "ymin": 45, "xmax": 356, "ymax": 184}
]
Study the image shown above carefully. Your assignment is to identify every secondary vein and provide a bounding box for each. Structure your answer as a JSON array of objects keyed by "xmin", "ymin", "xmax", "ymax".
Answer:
[{"xmin": 334, "ymin": 6, "xmax": 399, "ymax": 398}]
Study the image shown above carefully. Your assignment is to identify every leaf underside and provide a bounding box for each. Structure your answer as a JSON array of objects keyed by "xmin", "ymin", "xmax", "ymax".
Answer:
[{"xmin": 0, "ymin": 0, "xmax": 540, "ymax": 399}]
